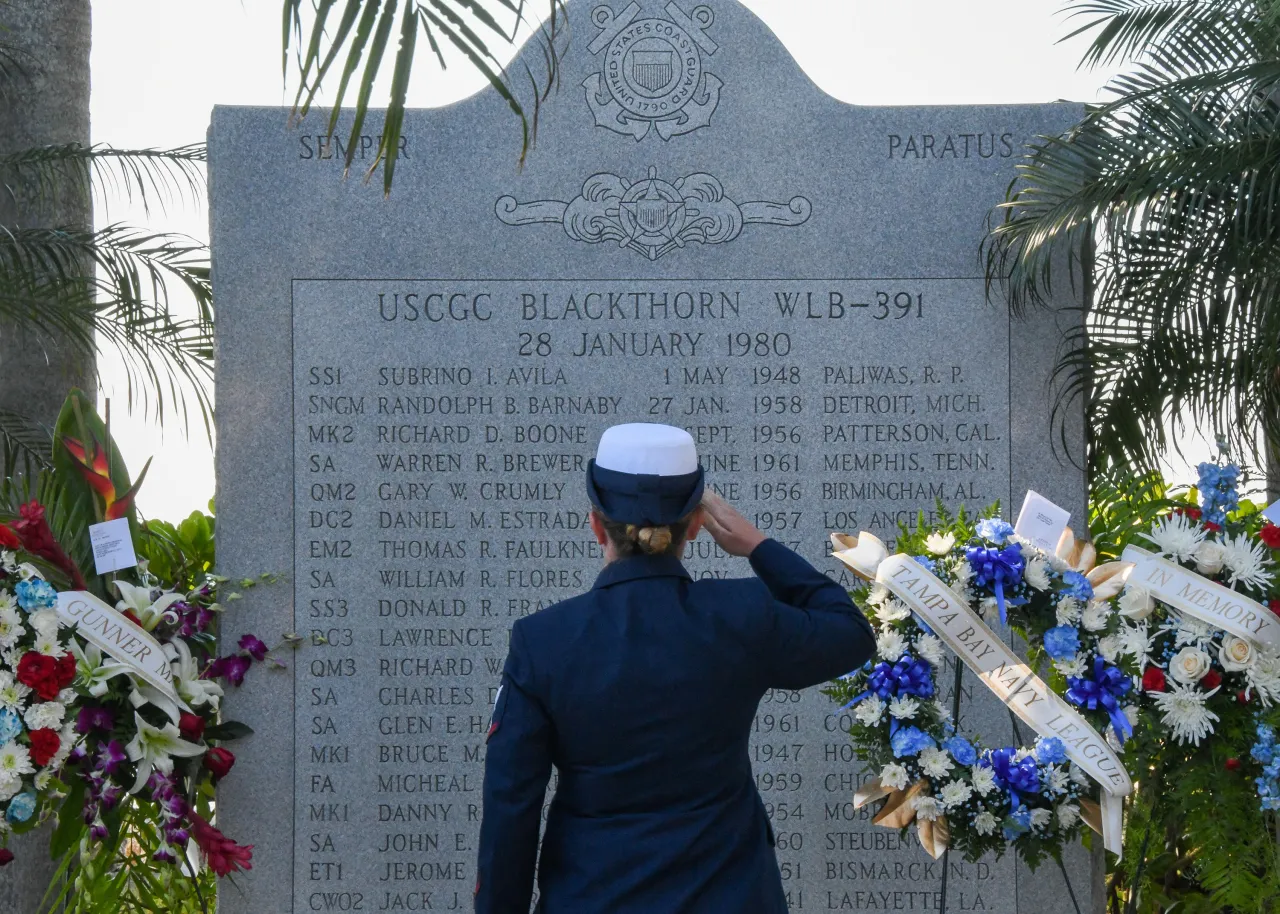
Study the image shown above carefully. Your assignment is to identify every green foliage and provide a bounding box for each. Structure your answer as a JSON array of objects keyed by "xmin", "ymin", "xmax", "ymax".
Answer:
[
  {"xmin": 283, "ymin": 0, "xmax": 568, "ymax": 194},
  {"xmin": 1089, "ymin": 469, "xmax": 1176, "ymax": 561},
  {"xmin": 983, "ymin": 0, "xmax": 1280, "ymax": 475},
  {"xmin": 138, "ymin": 507, "xmax": 216, "ymax": 591}
]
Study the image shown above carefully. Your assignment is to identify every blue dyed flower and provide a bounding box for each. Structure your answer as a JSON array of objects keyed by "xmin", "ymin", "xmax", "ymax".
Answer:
[
  {"xmin": 1003, "ymin": 805, "xmax": 1033, "ymax": 840},
  {"xmin": 0, "ymin": 709, "xmax": 21, "ymax": 746},
  {"xmin": 945, "ymin": 736, "xmax": 978, "ymax": 767},
  {"xmin": 1059, "ymin": 571, "xmax": 1093, "ymax": 604},
  {"xmin": 15, "ymin": 579, "xmax": 56, "ymax": 613},
  {"xmin": 1035, "ymin": 737, "xmax": 1067, "ymax": 765},
  {"xmin": 6, "ymin": 791, "xmax": 36, "ymax": 823},
  {"xmin": 890, "ymin": 726, "xmax": 935, "ymax": 758},
  {"xmin": 913, "ymin": 555, "xmax": 937, "ymax": 573},
  {"xmin": 1197, "ymin": 461, "xmax": 1241, "ymax": 527},
  {"xmin": 1043, "ymin": 625, "xmax": 1081, "ymax": 661},
  {"xmin": 976, "ymin": 518, "xmax": 1015, "ymax": 545}
]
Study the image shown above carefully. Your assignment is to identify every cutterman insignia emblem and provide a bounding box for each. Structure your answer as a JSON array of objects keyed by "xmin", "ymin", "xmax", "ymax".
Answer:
[{"xmin": 584, "ymin": 2, "xmax": 721, "ymax": 141}]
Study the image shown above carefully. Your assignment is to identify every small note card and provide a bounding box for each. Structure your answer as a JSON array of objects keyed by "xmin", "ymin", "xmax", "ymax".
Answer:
[
  {"xmin": 88, "ymin": 518, "xmax": 138, "ymax": 575},
  {"xmin": 1263, "ymin": 499, "xmax": 1280, "ymax": 527},
  {"xmin": 1014, "ymin": 490, "xmax": 1071, "ymax": 553}
]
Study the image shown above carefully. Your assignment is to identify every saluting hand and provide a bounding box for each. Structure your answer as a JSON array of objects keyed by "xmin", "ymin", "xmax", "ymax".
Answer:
[{"xmin": 700, "ymin": 491, "xmax": 767, "ymax": 558}]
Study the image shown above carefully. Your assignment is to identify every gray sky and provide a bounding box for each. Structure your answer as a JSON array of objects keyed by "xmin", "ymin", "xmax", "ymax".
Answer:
[{"xmin": 92, "ymin": 0, "xmax": 1132, "ymax": 520}]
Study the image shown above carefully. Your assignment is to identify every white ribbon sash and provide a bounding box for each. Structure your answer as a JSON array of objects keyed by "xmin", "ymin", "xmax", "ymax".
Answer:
[
  {"xmin": 56, "ymin": 591, "xmax": 182, "ymax": 704},
  {"xmin": 1122, "ymin": 545, "xmax": 1280, "ymax": 652},
  {"xmin": 832, "ymin": 535, "xmax": 1132, "ymax": 857}
]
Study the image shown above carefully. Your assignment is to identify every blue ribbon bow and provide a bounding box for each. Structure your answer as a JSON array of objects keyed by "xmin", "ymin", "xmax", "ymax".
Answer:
[
  {"xmin": 842, "ymin": 657, "xmax": 936, "ymax": 710},
  {"xmin": 1066, "ymin": 656, "xmax": 1133, "ymax": 744},
  {"xmin": 985, "ymin": 747, "xmax": 1041, "ymax": 808},
  {"xmin": 965, "ymin": 543, "xmax": 1026, "ymax": 625}
]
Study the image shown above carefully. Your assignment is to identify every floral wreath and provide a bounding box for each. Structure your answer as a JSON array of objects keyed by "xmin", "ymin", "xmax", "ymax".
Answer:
[{"xmin": 825, "ymin": 507, "xmax": 1138, "ymax": 870}]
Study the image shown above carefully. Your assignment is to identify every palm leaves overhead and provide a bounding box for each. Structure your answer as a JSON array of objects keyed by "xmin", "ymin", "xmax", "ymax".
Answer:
[
  {"xmin": 984, "ymin": 0, "xmax": 1280, "ymax": 474},
  {"xmin": 283, "ymin": 0, "xmax": 567, "ymax": 194},
  {"xmin": 0, "ymin": 144, "xmax": 214, "ymax": 431}
]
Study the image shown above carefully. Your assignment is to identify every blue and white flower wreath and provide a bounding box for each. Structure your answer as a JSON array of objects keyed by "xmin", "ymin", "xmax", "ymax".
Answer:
[{"xmin": 825, "ymin": 508, "xmax": 1138, "ymax": 871}]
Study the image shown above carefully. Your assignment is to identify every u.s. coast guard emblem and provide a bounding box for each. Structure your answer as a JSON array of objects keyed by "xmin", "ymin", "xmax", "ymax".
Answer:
[{"xmin": 584, "ymin": 2, "xmax": 721, "ymax": 141}]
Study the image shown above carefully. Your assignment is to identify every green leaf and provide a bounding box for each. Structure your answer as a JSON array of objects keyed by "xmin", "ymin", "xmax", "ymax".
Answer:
[
  {"xmin": 205, "ymin": 719, "xmax": 255, "ymax": 742},
  {"xmin": 49, "ymin": 775, "xmax": 86, "ymax": 861}
]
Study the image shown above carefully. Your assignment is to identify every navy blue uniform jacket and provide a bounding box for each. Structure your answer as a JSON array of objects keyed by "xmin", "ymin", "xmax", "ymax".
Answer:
[{"xmin": 475, "ymin": 539, "xmax": 874, "ymax": 913}]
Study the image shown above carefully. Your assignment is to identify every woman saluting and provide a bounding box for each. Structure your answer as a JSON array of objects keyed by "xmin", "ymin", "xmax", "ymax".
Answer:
[{"xmin": 476, "ymin": 423, "xmax": 875, "ymax": 913}]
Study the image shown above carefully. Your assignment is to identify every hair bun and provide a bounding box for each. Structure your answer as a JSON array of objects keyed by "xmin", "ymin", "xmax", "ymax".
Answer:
[{"xmin": 637, "ymin": 525, "xmax": 673, "ymax": 554}]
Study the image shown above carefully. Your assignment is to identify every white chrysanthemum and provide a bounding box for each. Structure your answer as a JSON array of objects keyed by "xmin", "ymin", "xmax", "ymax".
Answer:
[
  {"xmin": 938, "ymin": 780, "xmax": 973, "ymax": 808},
  {"xmin": 910, "ymin": 794, "xmax": 942, "ymax": 821},
  {"xmin": 1044, "ymin": 766, "xmax": 1070, "ymax": 796},
  {"xmin": 1097, "ymin": 635, "xmax": 1122, "ymax": 663},
  {"xmin": 889, "ymin": 696, "xmax": 920, "ymax": 720},
  {"xmin": 1152, "ymin": 682, "xmax": 1221, "ymax": 745},
  {"xmin": 0, "ymin": 673, "xmax": 29, "ymax": 713},
  {"xmin": 877, "ymin": 600, "xmax": 912, "ymax": 624},
  {"xmin": 0, "ymin": 770, "xmax": 20, "ymax": 802},
  {"xmin": 926, "ymin": 532, "xmax": 956, "ymax": 556},
  {"xmin": 973, "ymin": 810, "xmax": 999, "ymax": 835},
  {"xmin": 1054, "ymin": 654, "xmax": 1088, "ymax": 678},
  {"xmin": 1144, "ymin": 513, "xmax": 1207, "ymax": 563},
  {"xmin": 1024, "ymin": 558, "xmax": 1051, "ymax": 592},
  {"xmin": 933, "ymin": 700, "xmax": 952, "ymax": 722},
  {"xmin": 881, "ymin": 763, "xmax": 910, "ymax": 791},
  {"xmin": 877, "ymin": 631, "xmax": 907, "ymax": 661},
  {"xmin": 916, "ymin": 634, "xmax": 945, "ymax": 667},
  {"xmin": 1246, "ymin": 654, "xmax": 1280, "ymax": 706},
  {"xmin": 0, "ymin": 742, "xmax": 34, "ymax": 776},
  {"xmin": 971, "ymin": 765, "xmax": 998, "ymax": 796},
  {"xmin": 1219, "ymin": 636, "xmax": 1256, "ymax": 673},
  {"xmin": 34, "ymin": 770, "xmax": 53, "ymax": 791},
  {"xmin": 1118, "ymin": 622, "xmax": 1153, "ymax": 665},
  {"xmin": 33, "ymin": 631, "xmax": 65, "ymax": 658},
  {"xmin": 0, "ymin": 593, "xmax": 15, "ymax": 613},
  {"xmin": 1046, "ymin": 550, "xmax": 1072, "ymax": 574},
  {"xmin": 1069, "ymin": 764, "xmax": 1090, "ymax": 786},
  {"xmin": 0, "ymin": 607, "xmax": 23, "ymax": 651},
  {"xmin": 1056, "ymin": 803, "xmax": 1080, "ymax": 828},
  {"xmin": 1220, "ymin": 532, "xmax": 1275, "ymax": 592},
  {"xmin": 1030, "ymin": 808, "xmax": 1052, "ymax": 830},
  {"xmin": 1081, "ymin": 601, "xmax": 1113, "ymax": 632},
  {"xmin": 854, "ymin": 696, "xmax": 886, "ymax": 726},
  {"xmin": 1118, "ymin": 587, "xmax": 1155, "ymax": 620},
  {"xmin": 24, "ymin": 701, "xmax": 64, "ymax": 732},
  {"xmin": 919, "ymin": 746, "xmax": 953, "ymax": 779},
  {"xmin": 0, "ymin": 552, "xmax": 14, "ymax": 573},
  {"xmin": 1056, "ymin": 597, "xmax": 1083, "ymax": 626},
  {"xmin": 866, "ymin": 584, "xmax": 891, "ymax": 606},
  {"xmin": 951, "ymin": 557, "xmax": 973, "ymax": 584},
  {"xmin": 1014, "ymin": 747, "xmax": 1036, "ymax": 762},
  {"xmin": 1168, "ymin": 614, "xmax": 1212, "ymax": 647},
  {"xmin": 979, "ymin": 597, "xmax": 1000, "ymax": 624}
]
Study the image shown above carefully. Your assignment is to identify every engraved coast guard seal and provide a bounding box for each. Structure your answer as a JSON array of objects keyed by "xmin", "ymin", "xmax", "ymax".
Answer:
[{"xmin": 584, "ymin": 2, "xmax": 721, "ymax": 141}]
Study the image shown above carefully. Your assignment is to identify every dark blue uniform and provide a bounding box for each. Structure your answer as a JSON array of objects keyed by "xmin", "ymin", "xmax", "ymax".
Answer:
[{"xmin": 476, "ymin": 539, "xmax": 874, "ymax": 913}]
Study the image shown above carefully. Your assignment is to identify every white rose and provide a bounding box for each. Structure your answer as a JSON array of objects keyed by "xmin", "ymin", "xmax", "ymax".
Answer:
[
  {"xmin": 1195, "ymin": 542, "xmax": 1226, "ymax": 575},
  {"xmin": 1118, "ymin": 587, "xmax": 1155, "ymax": 621},
  {"xmin": 1219, "ymin": 636, "xmax": 1256, "ymax": 672},
  {"xmin": 1024, "ymin": 558, "xmax": 1051, "ymax": 592},
  {"xmin": 926, "ymin": 532, "xmax": 955, "ymax": 556},
  {"xmin": 1169, "ymin": 646, "xmax": 1213, "ymax": 685}
]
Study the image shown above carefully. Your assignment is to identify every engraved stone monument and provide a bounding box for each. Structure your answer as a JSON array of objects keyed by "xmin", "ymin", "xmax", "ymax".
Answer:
[{"xmin": 211, "ymin": 2, "xmax": 1094, "ymax": 911}]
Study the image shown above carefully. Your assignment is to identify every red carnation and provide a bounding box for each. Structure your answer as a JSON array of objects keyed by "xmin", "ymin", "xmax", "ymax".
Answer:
[
  {"xmin": 190, "ymin": 814, "xmax": 252, "ymax": 877},
  {"xmin": 0, "ymin": 525, "xmax": 19, "ymax": 550},
  {"xmin": 0, "ymin": 848, "xmax": 13, "ymax": 866},
  {"xmin": 1262, "ymin": 524, "xmax": 1280, "ymax": 550},
  {"xmin": 1226, "ymin": 757, "xmax": 1242, "ymax": 772},
  {"xmin": 54, "ymin": 653, "xmax": 76, "ymax": 691},
  {"xmin": 1175, "ymin": 506, "xmax": 1202, "ymax": 521},
  {"xmin": 1142, "ymin": 666, "xmax": 1167, "ymax": 693},
  {"xmin": 1201, "ymin": 670, "xmax": 1223, "ymax": 691},
  {"xmin": 179, "ymin": 712, "xmax": 206, "ymax": 742},
  {"xmin": 27, "ymin": 729, "xmax": 60, "ymax": 768},
  {"xmin": 17, "ymin": 653, "xmax": 59, "ymax": 701},
  {"xmin": 203, "ymin": 747, "xmax": 236, "ymax": 781},
  {"xmin": 1271, "ymin": 599, "xmax": 1280, "ymax": 618}
]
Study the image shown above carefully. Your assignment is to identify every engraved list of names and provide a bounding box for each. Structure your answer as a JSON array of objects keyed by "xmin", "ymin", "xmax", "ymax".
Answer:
[{"xmin": 292, "ymin": 276, "xmax": 1010, "ymax": 912}]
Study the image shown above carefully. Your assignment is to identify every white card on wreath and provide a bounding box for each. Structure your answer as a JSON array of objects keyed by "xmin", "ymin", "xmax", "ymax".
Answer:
[
  {"xmin": 88, "ymin": 517, "xmax": 138, "ymax": 574},
  {"xmin": 1014, "ymin": 490, "xmax": 1071, "ymax": 553},
  {"xmin": 1263, "ymin": 499, "xmax": 1280, "ymax": 526}
]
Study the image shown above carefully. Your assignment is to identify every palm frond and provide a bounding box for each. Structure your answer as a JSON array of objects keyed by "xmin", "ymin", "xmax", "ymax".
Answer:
[
  {"xmin": 284, "ymin": 0, "xmax": 567, "ymax": 194},
  {"xmin": 0, "ymin": 407, "xmax": 53, "ymax": 479},
  {"xmin": 0, "ymin": 226, "xmax": 214, "ymax": 432},
  {"xmin": 0, "ymin": 144, "xmax": 206, "ymax": 218}
]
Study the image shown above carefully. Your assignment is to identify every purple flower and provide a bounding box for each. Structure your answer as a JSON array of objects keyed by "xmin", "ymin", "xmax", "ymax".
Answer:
[
  {"xmin": 152, "ymin": 845, "xmax": 178, "ymax": 864},
  {"xmin": 208, "ymin": 655, "xmax": 252, "ymax": 686},
  {"xmin": 76, "ymin": 706, "xmax": 115, "ymax": 734},
  {"xmin": 96, "ymin": 740, "xmax": 127, "ymax": 776},
  {"xmin": 238, "ymin": 634, "xmax": 269, "ymax": 662},
  {"xmin": 89, "ymin": 818, "xmax": 109, "ymax": 842}
]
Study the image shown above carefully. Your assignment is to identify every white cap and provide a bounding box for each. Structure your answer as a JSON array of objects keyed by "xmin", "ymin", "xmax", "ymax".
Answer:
[{"xmin": 594, "ymin": 423, "xmax": 698, "ymax": 476}]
